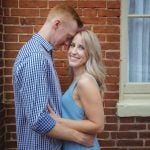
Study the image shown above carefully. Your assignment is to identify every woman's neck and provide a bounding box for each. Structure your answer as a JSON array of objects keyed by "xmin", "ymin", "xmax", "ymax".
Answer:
[{"xmin": 73, "ymin": 68, "xmax": 86, "ymax": 81}]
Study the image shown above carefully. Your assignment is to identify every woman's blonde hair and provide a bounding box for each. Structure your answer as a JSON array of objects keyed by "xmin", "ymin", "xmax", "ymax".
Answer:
[{"xmin": 79, "ymin": 30, "xmax": 106, "ymax": 96}]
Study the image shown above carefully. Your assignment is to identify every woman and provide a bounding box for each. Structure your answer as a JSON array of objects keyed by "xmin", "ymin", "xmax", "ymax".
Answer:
[{"xmin": 49, "ymin": 30, "xmax": 106, "ymax": 150}]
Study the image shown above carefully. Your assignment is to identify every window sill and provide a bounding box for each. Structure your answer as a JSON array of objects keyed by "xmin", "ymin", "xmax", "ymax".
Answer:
[{"xmin": 117, "ymin": 99, "xmax": 150, "ymax": 117}]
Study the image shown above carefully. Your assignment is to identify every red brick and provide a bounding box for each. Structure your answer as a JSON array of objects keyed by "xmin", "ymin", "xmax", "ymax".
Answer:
[
  {"xmin": 104, "ymin": 108, "xmax": 116, "ymax": 115},
  {"xmin": 136, "ymin": 117, "xmax": 150, "ymax": 123},
  {"xmin": 5, "ymin": 59, "xmax": 15, "ymax": 67},
  {"xmin": 59, "ymin": 76, "xmax": 72, "ymax": 84},
  {"xmin": 5, "ymin": 103, "xmax": 15, "ymax": 108},
  {"xmin": 6, "ymin": 109, "xmax": 15, "ymax": 116},
  {"xmin": 82, "ymin": 17, "xmax": 101, "ymax": 24},
  {"xmin": 99, "ymin": 9, "xmax": 120, "ymax": 17},
  {"xmin": 34, "ymin": 25, "xmax": 42, "ymax": 33},
  {"xmin": 107, "ymin": 18, "xmax": 120, "ymax": 25},
  {"xmin": 4, "ymin": 85, "xmax": 13, "ymax": 91},
  {"xmin": 79, "ymin": 1, "xmax": 106, "ymax": 8},
  {"xmin": 97, "ymin": 34, "xmax": 106, "ymax": 42},
  {"xmin": 11, "ymin": 9, "xmax": 39, "ymax": 17},
  {"xmin": 120, "ymin": 124, "xmax": 146, "ymax": 131},
  {"xmin": 5, "ymin": 141, "xmax": 17, "ymax": 149},
  {"xmin": 49, "ymin": 1, "xmax": 77, "ymax": 8},
  {"xmin": 106, "ymin": 68, "xmax": 119, "ymax": 75},
  {"xmin": 54, "ymin": 60, "xmax": 68, "ymax": 67},
  {"xmin": 105, "ymin": 76, "xmax": 119, "ymax": 84},
  {"xmin": 19, "ymin": 34, "xmax": 32, "ymax": 42},
  {"xmin": 4, "ymin": 68, "xmax": 12, "ymax": 75},
  {"xmin": 61, "ymin": 83, "xmax": 70, "ymax": 92},
  {"xmin": 104, "ymin": 92, "xmax": 119, "ymax": 99},
  {"xmin": 3, "ymin": 34, "xmax": 18, "ymax": 42},
  {"xmin": 107, "ymin": 0, "xmax": 120, "ymax": 9},
  {"xmin": 100, "ymin": 139, "xmax": 115, "ymax": 147},
  {"xmin": 4, "ymin": 51, "xmax": 18, "ymax": 59},
  {"xmin": 117, "ymin": 140, "xmax": 143, "ymax": 146},
  {"xmin": 107, "ymin": 34, "xmax": 120, "ymax": 42},
  {"xmin": 20, "ymin": 17, "xmax": 45, "ymax": 25},
  {"xmin": 5, "ymin": 43, "xmax": 23, "ymax": 50},
  {"xmin": 97, "ymin": 131, "xmax": 109, "ymax": 138},
  {"xmin": 6, "ymin": 125, "xmax": 16, "ymax": 132},
  {"xmin": 104, "ymin": 59, "xmax": 119, "ymax": 67},
  {"xmin": 5, "ymin": 116, "xmax": 15, "ymax": 124},
  {"xmin": 2, "ymin": 0, "xmax": 18, "ymax": 8},
  {"xmin": 106, "ymin": 116, "xmax": 117, "ymax": 123},
  {"xmin": 56, "ymin": 67, "xmax": 69, "ymax": 76},
  {"xmin": 102, "ymin": 43, "xmax": 120, "ymax": 50},
  {"xmin": 82, "ymin": 9, "xmax": 97, "ymax": 17},
  {"xmin": 53, "ymin": 50, "xmax": 67, "ymax": 59},
  {"xmin": 3, "ymin": 17, "xmax": 19, "ymax": 24},
  {"xmin": 4, "ymin": 26, "xmax": 33, "ymax": 34},
  {"xmin": 116, "ymin": 132, "xmax": 137, "ymax": 139},
  {"xmin": 5, "ymin": 92, "xmax": 14, "ymax": 100},
  {"xmin": 3, "ymin": 8, "xmax": 10, "ymax": 16},
  {"xmin": 19, "ymin": 0, "xmax": 48, "ymax": 8},
  {"xmin": 40, "ymin": 9, "xmax": 50, "ymax": 17},
  {"xmin": 145, "ymin": 140, "xmax": 150, "ymax": 146},
  {"xmin": 93, "ymin": 26, "xmax": 120, "ymax": 34},
  {"xmin": 106, "ymin": 51, "xmax": 120, "ymax": 59},
  {"xmin": 120, "ymin": 117, "xmax": 135, "ymax": 123},
  {"xmin": 140, "ymin": 132, "xmax": 150, "ymax": 138}
]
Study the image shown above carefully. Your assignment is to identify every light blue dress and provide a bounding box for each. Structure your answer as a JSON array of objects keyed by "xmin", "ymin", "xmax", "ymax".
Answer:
[{"xmin": 62, "ymin": 81, "xmax": 100, "ymax": 150}]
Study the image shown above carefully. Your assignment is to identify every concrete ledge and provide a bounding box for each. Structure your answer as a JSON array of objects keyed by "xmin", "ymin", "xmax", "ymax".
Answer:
[{"xmin": 117, "ymin": 99, "xmax": 150, "ymax": 117}]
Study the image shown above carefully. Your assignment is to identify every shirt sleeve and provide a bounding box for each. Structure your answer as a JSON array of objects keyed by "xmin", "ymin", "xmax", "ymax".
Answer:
[{"xmin": 20, "ymin": 53, "xmax": 56, "ymax": 135}]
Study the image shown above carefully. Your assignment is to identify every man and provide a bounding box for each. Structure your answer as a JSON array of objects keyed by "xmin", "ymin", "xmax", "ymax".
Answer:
[{"xmin": 13, "ymin": 4, "xmax": 93, "ymax": 150}]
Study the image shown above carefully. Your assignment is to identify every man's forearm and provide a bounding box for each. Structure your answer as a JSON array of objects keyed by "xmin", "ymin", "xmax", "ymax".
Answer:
[{"xmin": 47, "ymin": 123, "xmax": 94, "ymax": 147}]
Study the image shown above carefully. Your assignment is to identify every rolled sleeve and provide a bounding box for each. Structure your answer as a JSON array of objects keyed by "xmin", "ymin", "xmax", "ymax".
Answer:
[{"xmin": 32, "ymin": 111, "xmax": 56, "ymax": 135}]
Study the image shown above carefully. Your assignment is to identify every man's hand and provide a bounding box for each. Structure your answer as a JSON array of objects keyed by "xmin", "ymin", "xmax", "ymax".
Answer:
[
  {"xmin": 47, "ymin": 104, "xmax": 95, "ymax": 147},
  {"xmin": 74, "ymin": 131, "xmax": 95, "ymax": 147},
  {"xmin": 47, "ymin": 105, "xmax": 61, "ymax": 122}
]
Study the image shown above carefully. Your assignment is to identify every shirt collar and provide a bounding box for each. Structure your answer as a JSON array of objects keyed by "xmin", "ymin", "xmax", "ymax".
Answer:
[{"xmin": 32, "ymin": 33, "xmax": 54, "ymax": 52}]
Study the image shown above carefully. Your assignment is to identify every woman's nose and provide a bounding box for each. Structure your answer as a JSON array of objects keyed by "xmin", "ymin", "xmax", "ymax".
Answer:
[{"xmin": 71, "ymin": 47, "xmax": 77, "ymax": 54}]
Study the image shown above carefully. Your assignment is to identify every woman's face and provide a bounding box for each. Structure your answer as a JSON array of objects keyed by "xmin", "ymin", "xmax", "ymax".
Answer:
[{"xmin": 68, "ymin": 33, "xmax": 88, "ymax": 70}]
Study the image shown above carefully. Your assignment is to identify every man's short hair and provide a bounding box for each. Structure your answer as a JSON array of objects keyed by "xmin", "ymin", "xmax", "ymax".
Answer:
[{"xmin": 47, "ymin": 4, "xmax": 83, "ymax": 28}]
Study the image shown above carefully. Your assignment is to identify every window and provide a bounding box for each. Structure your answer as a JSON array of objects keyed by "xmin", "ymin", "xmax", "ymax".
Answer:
[{"xmin": 117, "ymin": 0, "xmax": 150, "ymax": 117}]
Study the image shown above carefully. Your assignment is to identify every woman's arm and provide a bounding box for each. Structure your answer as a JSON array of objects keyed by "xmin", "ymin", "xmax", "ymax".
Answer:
[{"xmin": 49, "ymin": 76, "xmax": 105, "ymax": 135}]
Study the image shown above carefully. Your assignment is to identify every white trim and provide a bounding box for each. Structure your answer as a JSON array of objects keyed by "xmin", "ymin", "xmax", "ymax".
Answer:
[
  {"xmin": 128, "ymin": 14, "xmax": 150, "ymax": 18},
  {"xmin": 124, "ymin": 83, "xmax": 150, "ymax": 94},
  {"xmin": 117, "ymin": 0, "xmax": 150, "ymax": 117},
  {"xmin": 117, "ymin": 99, "xmax": 150, "ymax": 117}
]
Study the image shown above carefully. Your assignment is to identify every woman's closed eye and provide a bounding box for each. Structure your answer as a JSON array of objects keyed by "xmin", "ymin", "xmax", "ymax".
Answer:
[
  {"xmin": 70, "ymin": 42, "xmax": 75, "ymax": 47},
  {"xmin": 70, "ymin": 43, "xmax": 85, "ymax": 50}
]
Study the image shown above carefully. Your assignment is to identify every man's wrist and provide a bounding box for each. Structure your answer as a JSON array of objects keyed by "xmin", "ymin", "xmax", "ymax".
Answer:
[{"xmin": 72, "ymin": 130, "xmax": 83, "ymax": 144}]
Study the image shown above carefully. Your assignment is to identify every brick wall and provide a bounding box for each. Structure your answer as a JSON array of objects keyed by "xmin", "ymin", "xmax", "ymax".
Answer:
[
  {"xmin": 2, "ymin": 0, "xmax": 150, "ymax": 150},
  {"xmin": 0, "ymin": 0, "xmax": 5, "ymax": 149}
]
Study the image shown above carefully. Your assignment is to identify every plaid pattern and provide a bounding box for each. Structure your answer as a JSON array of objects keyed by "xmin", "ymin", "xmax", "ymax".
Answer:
[{"xmin": 12, "ymin": 33, "xmax": 62, "ymax": 150}]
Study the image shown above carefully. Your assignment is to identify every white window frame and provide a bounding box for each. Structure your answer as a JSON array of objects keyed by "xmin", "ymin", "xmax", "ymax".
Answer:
[{"xmin": 117, "ymin": 0, "xmax": 150, "ymax": 117}]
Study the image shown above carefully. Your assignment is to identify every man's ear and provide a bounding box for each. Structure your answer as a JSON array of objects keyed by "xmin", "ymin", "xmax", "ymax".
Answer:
[{"xmin": 52, "ymin": 20, "xmax": 61, "ymax": 30}]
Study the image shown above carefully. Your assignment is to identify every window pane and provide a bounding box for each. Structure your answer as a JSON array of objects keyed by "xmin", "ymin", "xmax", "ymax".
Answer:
[
  {"xmin": 128, "ymin": 0, "xmax": 150, "ymax": 82},
  {"xmin": 129, "ymin": 0, "xmax": 150, "ymax": 15},
  {"xmin": 128, "ymin": 18, "xmax": 150, "ymax": 82}
]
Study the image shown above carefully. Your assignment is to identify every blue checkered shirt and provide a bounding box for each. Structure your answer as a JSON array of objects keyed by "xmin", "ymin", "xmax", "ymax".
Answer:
[{"xmin": 12, "ymin": 33, "xmax": 62, "ymax": 150}]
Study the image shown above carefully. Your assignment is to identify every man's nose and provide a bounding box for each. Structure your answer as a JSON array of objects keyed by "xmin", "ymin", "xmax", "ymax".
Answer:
[{"xmin": 64, "ymin": 41, "xmax": 70, "ymax": 49}]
